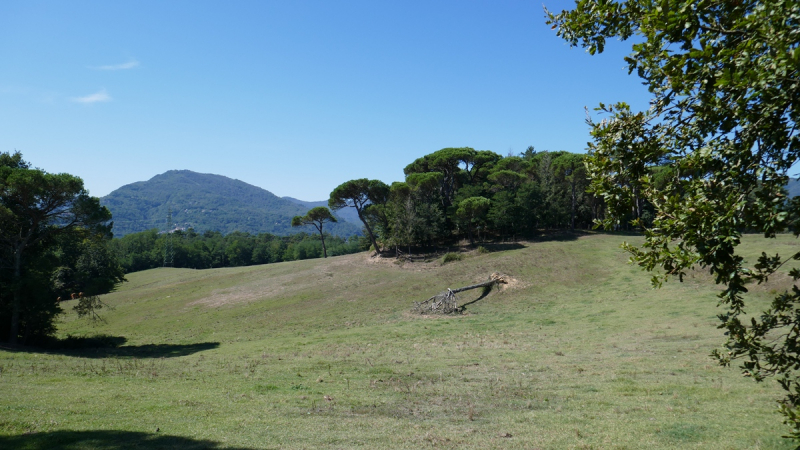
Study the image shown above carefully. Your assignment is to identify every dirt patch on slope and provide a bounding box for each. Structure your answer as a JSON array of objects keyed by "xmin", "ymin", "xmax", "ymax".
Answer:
[
  {"xmin": 188, "ymin": 249, "xmax": 524, "ymax": 309},
  {"xmin": 188, "ymin": 252, "xmax": 384, "ymax": 308}
]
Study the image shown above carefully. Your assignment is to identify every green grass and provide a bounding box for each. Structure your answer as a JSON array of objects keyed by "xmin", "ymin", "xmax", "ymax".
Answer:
[{"xmin": 0, "ymin": 232, "xmax": 796, "ymax": 449}]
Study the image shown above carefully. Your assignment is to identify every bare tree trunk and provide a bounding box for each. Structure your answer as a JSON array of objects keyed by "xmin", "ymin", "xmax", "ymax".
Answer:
[
  {"xmin": 357, "ymin": 209, "xmax": 380, "ymax": 254},
  {"xmin": 316, "ymin": 223, "xmax": 328, "ymax": 258},
  {"xmin": 413, "ymin": 273, "xmax": 508, "ymax": 314}
]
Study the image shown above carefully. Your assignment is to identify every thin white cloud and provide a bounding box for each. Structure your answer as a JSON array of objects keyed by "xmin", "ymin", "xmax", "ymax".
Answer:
[
  {"xmin": 93, "ymin": 59, "xmax": 139, "ymax": 70},
  {"xmin": 71, "ymin": 89, "xmax": 111, "ymax": 103}
]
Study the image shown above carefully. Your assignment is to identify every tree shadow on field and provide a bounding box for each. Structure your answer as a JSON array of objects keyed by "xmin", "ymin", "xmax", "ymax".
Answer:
[
  {"xmin": 0, "ymin": 430, "xmax": 256, "ymax": 450},
  {"xmin": 528, "ymin": 229, "xmax": 588, "ymax": 243},
  {"xmin": 518, "ymin": 229, "xmax": 643, "ymax": 244},
  {"xmin": 479, "ymin": 230, "xmax": 587, "ymax": 250},
  {"xmin": 478, "ymin": 242, "xmax": 527, "ymax": 252},
  {"xmin": 2, "ymin": 335, "xmax": 220, "ymax": 359},
  {"xmin": 458, "ymin": 285, "xmax": 494, "ymax": 311}
]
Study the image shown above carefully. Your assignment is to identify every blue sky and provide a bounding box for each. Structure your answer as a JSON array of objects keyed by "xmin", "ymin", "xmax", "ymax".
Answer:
[{"xmin": 0, "ymin": 0, "xmax": 651, "ymax": 201}]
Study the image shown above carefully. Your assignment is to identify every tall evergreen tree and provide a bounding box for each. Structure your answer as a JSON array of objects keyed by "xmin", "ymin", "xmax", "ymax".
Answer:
[{"xmin": 0, "ymin": 152, "xmax": 120, "ymax": 343}]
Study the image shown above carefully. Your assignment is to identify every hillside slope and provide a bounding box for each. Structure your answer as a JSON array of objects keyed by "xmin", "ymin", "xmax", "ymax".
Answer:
[
  {"xmin": 101, "ymin": 170, "xmax": 361, "ymax": 237},
  {"xmin": 0, "ymin": 233, "xmax": 794, "ymax": 449}
]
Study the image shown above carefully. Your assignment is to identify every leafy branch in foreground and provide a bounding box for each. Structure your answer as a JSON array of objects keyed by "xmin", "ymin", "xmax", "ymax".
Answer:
[{"xmin": 547, "ymin": 0, "xmax": 800, "ymax": 442}]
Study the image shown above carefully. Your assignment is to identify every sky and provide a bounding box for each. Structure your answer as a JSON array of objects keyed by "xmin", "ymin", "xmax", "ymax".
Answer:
[{"xmin": 0, "ymin": 0, "xmax": 653, "ymax": 201}]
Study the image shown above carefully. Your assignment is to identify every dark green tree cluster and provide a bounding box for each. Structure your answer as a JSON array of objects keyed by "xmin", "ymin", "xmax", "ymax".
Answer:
[
  {"xmin": 0, "ymin": 152, "xmax": 125, "ymax": 344},
  {"xmin": 109, "ymin": 228, "xmax": 364, "ymax": 273},
  {"xmin": 329, "ymin": 147, "xmax": 602, "ymax": 254},
  {"xmin": 548, "ymin": 0, "xmax": 800, "ymax": 442}
]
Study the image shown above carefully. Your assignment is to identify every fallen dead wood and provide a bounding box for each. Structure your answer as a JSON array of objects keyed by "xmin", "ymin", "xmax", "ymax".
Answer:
[{"xmin": 413, "ymin": 273, "xmax": 508, "ymax": 315}]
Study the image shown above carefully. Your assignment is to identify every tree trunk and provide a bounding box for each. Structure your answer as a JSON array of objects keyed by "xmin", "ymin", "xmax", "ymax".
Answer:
[
  {"xmin": 413, "ymin": 274, "xmax": 507, "ymax": 315},
  {"xmin": 317, "ymin": 223, "xmax": 328, "ymax": 258},
  {"xmin": 449, "ymin": 278, "xmax": 497, "ymax": 294},
  {"xmin": 357, "ymin": 209, "xmax": 380, "ymax": 254}
]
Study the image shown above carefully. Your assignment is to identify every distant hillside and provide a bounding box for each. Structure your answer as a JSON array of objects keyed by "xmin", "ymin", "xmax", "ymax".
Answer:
[
  {"xmin": 101, "ymin": 170, "xmax": 361, "ymax": 237},
  {"xmin": 788, "ymin": 178, "xmax": 800, "ymax": 197},
  {"xmin": 282, "ymin": 197, "xmax": 363, "ymax": 225}
]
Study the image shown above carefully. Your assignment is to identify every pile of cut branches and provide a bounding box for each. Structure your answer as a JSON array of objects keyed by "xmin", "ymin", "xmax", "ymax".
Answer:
[{"xmin": 413, "ymin": 273, "xmax": 508, "ymax": 315}]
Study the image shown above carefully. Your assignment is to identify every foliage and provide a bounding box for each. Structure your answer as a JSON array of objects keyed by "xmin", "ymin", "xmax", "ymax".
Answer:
[
  {"xmin": 291, "ymin": 207, "xmax": 337, "ymax": 258},
  {"xmin": 547, "ymin": 0, "xmax": 800, "ymax": 442},
  {"xmin": 455, "ymin": 196, "xmax": 491, "ymax": 245},
  {"xmin": 71, "ymin": 295, "xmax": 111, "ymax": 322},
  {"xmin": 404, "ymin": 147, "xmax": 500, "ymax": 211},
  {"xmin": 329, "ymin": 178, "xmax": 390, "ymax": 253},
  {"xmin": 370, "ymin": 146, "xmax": 603, "ymax": 253},
  {"xmin": 440, "ymin": 252, "xmax": 463, "ymax": 265},
  {"xmin": 52, "ymin": 232, "xmax": 126, "ymax": 299},
  {"xmin": 109, "ymin": 228, "xmax": 363, "ymax": 273},
  {"xmin": 0, "ymin": 152, "xmax": 123, "ymax": 344}
]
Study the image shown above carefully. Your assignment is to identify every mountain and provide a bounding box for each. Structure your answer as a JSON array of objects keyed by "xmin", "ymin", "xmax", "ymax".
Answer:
[{"xmin": 101, "ymin": 170, "xmax": 362, "ymax": 237}]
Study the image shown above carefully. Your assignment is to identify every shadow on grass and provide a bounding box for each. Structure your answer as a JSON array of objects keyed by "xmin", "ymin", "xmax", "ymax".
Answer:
[
  {"xmin": 2, "ymin": 335, "xmax": 220, "ymax": 359},
  {"xmin": 0, "ymin": 430, "xmax": 255, "ymax": 450},
  {"xmin": 516, "ymin": 229, "xmax": 643, "ymax": 244},
  {"xmin": 470, "ymin": 230, "xmax": 591, "ymax": 251},
  {"xmin": 459, "ymin": 285, "xmax": 494, "ymax": 311},
  {"xmin": 478, "ymin": 242, "xmax": 527, "ymax": 252},
  {"xmin": 528, "ymin": 229, "xmax": 588, "ymax": 243}
]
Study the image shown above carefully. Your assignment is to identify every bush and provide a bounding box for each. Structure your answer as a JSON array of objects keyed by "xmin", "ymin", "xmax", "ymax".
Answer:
[{"xmin": 441, "ymin": 252, "xmax": 462, "ymax": 265}]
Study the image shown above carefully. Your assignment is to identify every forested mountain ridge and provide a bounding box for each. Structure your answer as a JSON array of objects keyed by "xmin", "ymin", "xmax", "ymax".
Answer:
[{"xmin": 101, "ymin": 170, "xmax": 361, "ymax": 237}]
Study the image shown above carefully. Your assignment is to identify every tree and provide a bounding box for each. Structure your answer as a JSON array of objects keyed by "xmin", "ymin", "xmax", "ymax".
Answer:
[
  {"xmin": 52, "ymin": 231, "xmax": 126, "ymax": 323},
  {"xmin": 404, "ymin": 147, "xmax": 501, "ymax": 210},
  {"xmin": 551, "ymin": 152, "xmax": 588, "ymax": 230},
  {"xmin": 329, "ymin": 179, "xmax": 389, "ymax": 253},
  {"xmin": 532, "ymin": 151, "xmax": 569, "ymax": 228},
  {"xmin": 384, "ymin": 181, "xmax": 446, "ymax": 255},
  {"xmin": 548, "ymin": 0, "xmax": 800, "ymax": 441},
  {"xmin": 291, "ymin": 207, "xmax": 337, "ymax": 258},
  {"xmin": 521, "ymin": 145, "xmax": 537, "ymax": 160},
  {"xmin": 0, "ymin": 152, "xmax": 117, "ymax": 343},
  {"xmin": 455, "ymin": 197, "xmax": 491, "ymax": 246}
]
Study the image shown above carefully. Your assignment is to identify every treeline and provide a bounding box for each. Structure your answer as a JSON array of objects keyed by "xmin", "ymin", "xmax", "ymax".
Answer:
[
  {"xmin": 329, "ymin": 147, "xmax": 609, "ymax": 253},
  {"xmin": 112, "ymin": 147, "xmax": 617, "ymax": 273},
  {"xmin": 109, "ymin": 229, "xmax": 365, "ymax": 273}
]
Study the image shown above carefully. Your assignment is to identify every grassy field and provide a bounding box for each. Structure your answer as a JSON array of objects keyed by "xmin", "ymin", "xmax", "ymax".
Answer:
[{"xmin": 0, "ymin": 232, "xmax": 796, "ymax": 449}]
